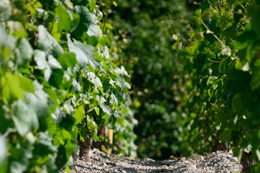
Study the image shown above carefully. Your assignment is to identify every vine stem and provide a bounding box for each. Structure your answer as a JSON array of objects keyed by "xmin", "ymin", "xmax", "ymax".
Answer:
[
  {"xmin": 50, "ymin": 18, "xmax": 55, "ymax": 34},
  {"xmin": 207, "ymin": 58, "xmax": 221, "ymax": 63},
  {"xmin": 236, "ymin": 0, "xmax": 247, "ymax": 13},
  {"xmin": 198, "ymin": 18, "xmax": 226, "ymax": 48}
]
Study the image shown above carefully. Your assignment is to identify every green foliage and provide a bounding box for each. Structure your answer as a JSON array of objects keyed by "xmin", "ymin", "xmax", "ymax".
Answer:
[
  {"xmin": 103, "ymin": 0, "xmax": 197, "ymax": 159},
  {"xmin": 0, "ymin": 0, "xmax": 135, "ymax": 172},
  {"xmin": 180, "ymin": 0, "xmax": 260, "ymax": 170},
  {"xmin": 105, "ymin": 0, "xmax": 260, "ymax": 170}
]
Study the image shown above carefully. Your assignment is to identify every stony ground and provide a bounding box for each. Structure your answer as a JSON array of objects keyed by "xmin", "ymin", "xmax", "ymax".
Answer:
[{"xmin": 69, "ymin": 149, "xmax": 242, "ymax": 173}]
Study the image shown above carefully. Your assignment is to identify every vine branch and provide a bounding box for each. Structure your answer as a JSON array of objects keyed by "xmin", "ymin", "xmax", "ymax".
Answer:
[{"xmin": 198, "ymin": 18, "xmax": 226, "ymax": 48}]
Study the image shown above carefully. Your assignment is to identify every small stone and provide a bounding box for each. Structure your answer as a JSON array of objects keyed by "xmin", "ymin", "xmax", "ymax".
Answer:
[
  {"xmin": 75, "ymin": 167, "xmax": 81, "ymax": 172},
  {"xmin": 161, "ymin": 160, "xmax": 172, "ymax": 165},
  {"xmin": 143, "ymin": 158, "xmax": 155, "ymax": 162},
  {"xmin": 187, "ymin": 164, "xmax": 197, "ymax": 170},
  {"xmin": 191, "ymin": 154, "xmax": 204, "ymax": 161},
  {"xmin": 169, "ymin": 155, "xmax": 176, "ymax": 160},
  {"xmin": 197, "ymin": 163, "xmax": 204, "ymax": 167}
]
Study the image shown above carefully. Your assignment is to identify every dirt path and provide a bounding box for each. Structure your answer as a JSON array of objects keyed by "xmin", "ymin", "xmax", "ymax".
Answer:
[{"xmin": 69, "ymin": 149, "xmax": 242, "ymax": 173}]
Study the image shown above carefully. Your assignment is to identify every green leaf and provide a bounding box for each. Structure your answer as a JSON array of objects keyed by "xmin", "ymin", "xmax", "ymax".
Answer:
[
  {"xmin": 33, "ymin": 132, "xmax": 57, "ymax": 157},
  {"xmin": 94, "ymin": 107, "xmax": 99, "ymax": 115},
  {"xmin": 0, "ymin": 0, "xmax": 11, "ymax": 22},
  {"xmin": 117, "ymin": 76, "xmax": 131, "ymax": 89},
  {"xmin": 55, "ymin": 145, "xmax": 68, "ymax": 170},
  {"xmin": 48, "ymin": 55, "xmax": 62, "ymax": 69},
  {"xmin": 72, "ymin": 0, "xmax": 89, "ymax": 6},
  {"xmin": 0, "ymin": 103, "xmax": 14, "ymax": 134},
  {"xmin": 58, "ymin": 52, "xmax": 77, "ymax": 70},
  {"xmin": 34, "ymin": 50, "xmax": 63, "ymax": 82},
  {"xmin": 256, "ymin": 149, "xmax": 260, "ymax": 161},
  {"xmin": 9, "ymin": 145, "xmax": 32, "ymax": 173},
  {"xmin": 244, "ymin": 144, "xmax": 252, "ymax": 153},
  {"xmin": 102, "ymin": 46, "xmax": 110, "ymax": 59},
  {"xmin": 231, "ymin": 94, "xmax": 244, "ymax": 115},
  {"xmin": 56, "ymin": 109, "xmax": 75, "ymax": 131},
  {"xmin": 249, "ymin": 6, "xmax": 260, "ymax": 40},
  {"xmin": 8, "ymin": 21, "xmax": 28, "ymax": 38},
  {"xmin": 71, "ymin": 5, "xmax": 100, "ymax": 38},
  {"xmin": 86, "ymin": 115, "xmax": 97, "ymax": 133},
  {"xmin": 0, "ymin": 25, "xmax": 15, "ymax": 49},
  {"xmin": 1, "ymin": 72, "xmax": 24, "ymax": 103},
  {"xmin": 219, "ymin": 130, "xmax": 231, "ymax": 143},
  {"xmin": 37, "ymin": 25, "xmax": 64, "ymax": 58},
  {"xmin": 67, "ymin": 35, "xmax": 97, "ymax": 69},
  {"xmin": 24, "ymin": 81, "xmax": 49, "ymax": 131},
  {"xmin": 250, "ymin": 67, "xmax": 260, "ymax": 90},
  {"xmin": 18, "ymin": 74, "xmax": 34, "ymax": 93},
  {"xmin": 72, "ymin": 78, "xmax": 81, "ymax": 92},
  {"xmin": 86, "ymin": 35, "xmax": 99, "ymax": 47},
  {"xmin": 55, "ymin": 3, "xmax": 72, "ymax": 32},
  {"xmin": 12, "ymin": 99, "xmax": 38, "ymax": 136},
  {"xmin": 0, "ymin": 136, "xmax": 7, "ymax": 167},
  {"xmin": 87, "ymin": 0, "xmax": 96, "ymax": 12},
  {"xmin": 110, "ymin": 93, "xmax": 118, "ymax": 105},
  {"xmin": 85, "ymin": 72, "xmax": 103, "ymax": 87},
  {"xmin": 99, "ymin": 103, "xmax": 111, "ymax": 116},
  {"xmin": 74, "ymin": 105, "xmax": 85, "ymax": 124},
  {"xmin": 15, "ymin": 37, "xmax": 33, "ymax": 66},
  {"xmin": 49, "ymin": 69, "xmax": 64, "ymax": 88},
  {"xmin": 34, "ymin": 50, "xmax": 51, "ymax": 81},
  {"xmin": 101, "ymin": 145, "xmax": 109, "ymax": 155}
]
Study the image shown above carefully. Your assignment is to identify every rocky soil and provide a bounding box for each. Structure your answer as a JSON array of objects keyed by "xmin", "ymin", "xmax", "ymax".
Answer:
[{"xmin": 69, "ymin": 149, "xmax": 243, "ymax": 173}]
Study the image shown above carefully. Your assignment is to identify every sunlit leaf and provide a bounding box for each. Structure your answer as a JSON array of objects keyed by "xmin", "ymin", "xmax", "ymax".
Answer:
[
  {"xmin": 67, "ymin": 35, "xmax": 97, "ymax": 69},
  {"xmin": 71, "ymin": 5, "xmax": 99, "ymax": 38},
  {"xmin": 58, "ymin": 52, "xmax": 77, "ymax": 69},
  {"xmin": 74, "ymin": 105, "xmax": 85, "ymax": 124},
  {"xmin": 15, "ymin": 37, "xmax": 33, "ymax": 66},
  {"xmin": 37, "ymin": 25, "xmax": 64, "ymax": 58},
  {"xmin": 0, "ymin": 0, "xmax": 11, "ymax": 22},
  {"xmin": 12, "ymin": 99, "xmax": 37, "ymax": 136},
  {"xmin": 1, "ymin": 72, "xmax": 24, "ymax": 103},
  {"xmin": 25, "ymin": 81, "xmax": 49, "ymax": 131},
  {"xmin": 0, "ymin": 136, "xmax": 7, "ymax": 167},
  {"xmin": 55, "ymin": 3, "xmax": 72, "ymax": 32}
]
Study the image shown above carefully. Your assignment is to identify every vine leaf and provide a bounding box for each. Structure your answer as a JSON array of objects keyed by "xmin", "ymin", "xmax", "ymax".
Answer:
[
  {"xmin": 37, "ymin": 25, "xmax": 64, "ymax": 58},
  {"xmin": 75, "ymin": 105, "xmax": 85, "ymax": 124},
  {"xmin": 71, "ymin": 5, "xmax": 100, "ymax": 38},
  {"xmin": 0, "ymin": 0, "xmax": 11, "ymax": 22},
  {"xmin": 55, "ymin": 145, "xmax": 68, "ymax": 170},
  {"xmin": 33, "ymin": 132, "xmax": 57, "ymax": 157},
  {"xmin": 249, "ymin": 6, "xmax": 260, "ymax": 40},
  {"xmin": 58, "ymin": 52, "xmax": 77, "ymax": 70},
  {"xmin": 12, "ymin": 99, "xmax": 38, "ymax": 136},
  {"xmin": 86, "ymin": 72, "xmax": 103, "ymax": 87},
  {"xmin": 55, "ymin": 3, "xmax": 72, "ymax": 32},
  {"xmin": 34, "ymin": 50, "xmax": 62, "ymax": 82},
  {"xmin": 250, "ymin": 67, "xmax": 260, "ymax": 90},
  {"xmin": 67, "ymin": 35, "xmax": 97, "ymax": 69},
  {"xmin": 0, "ymin": 136, "xmax": 7, "ymax": 167},
  {"xmin": 15, "ymin": 37, "xmax": 33, "ymax": 66},
  {"xmin": 1, "ymin": 73, "xmax": 24, "ymax": 103},
  {"xmin": 24, "ymin": 81, "xmax": 49, "ymax": 131}
]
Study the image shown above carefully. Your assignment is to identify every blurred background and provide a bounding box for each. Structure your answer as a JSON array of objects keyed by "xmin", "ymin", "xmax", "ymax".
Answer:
[{"xmin": 100, "ymin": 0, "xmax": 201, "ymax": 160}]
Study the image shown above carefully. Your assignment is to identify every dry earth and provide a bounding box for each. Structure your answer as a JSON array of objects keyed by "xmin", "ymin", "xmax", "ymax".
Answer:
[{"xmin": 68, "ymin": 149, "xmax": 242, "ymax": 173}]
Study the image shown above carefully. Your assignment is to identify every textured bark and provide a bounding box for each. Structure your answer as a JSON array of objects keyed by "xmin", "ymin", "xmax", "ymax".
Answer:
[
  {"xmin": 78, "ymin": 106, "xmax": 93, "ymax": 162},
  {"xmin": 79, "ymin": 137, "xmax": 93, "ymax": 161},
  {"xmin": 94, "ymin": 125, "xmax": 107, "ymax": 150},
  {"xmin": 212, "ymin": 133, "xmax": 227, "ymax": 152},
  {"xmin": 241, "ymin": 151, "xmax": 251, "ymax": 173}
]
